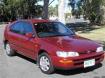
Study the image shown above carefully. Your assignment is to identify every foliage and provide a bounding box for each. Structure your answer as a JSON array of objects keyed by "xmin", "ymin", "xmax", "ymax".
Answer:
[
  {"xmin": 49, "ymin": 5, "xmax": 58, "ymax": 16},
  {"xmin": 42, "ymin": 0, "xmax": 49, "ymax": 19},
  {"xmin": 68, "ymin": 0, "xmax": 105, "ymax": 25},
  {"xmin": 68, "ymin": 0, "xmax": 76, "ymax": 15},
  {"xmin": 0, "ymin": 0, "xmax": 42, "ymax": 22},
  {"xmin": 82, "ymin": 0, "xmax": 105, "ymax": 25}
]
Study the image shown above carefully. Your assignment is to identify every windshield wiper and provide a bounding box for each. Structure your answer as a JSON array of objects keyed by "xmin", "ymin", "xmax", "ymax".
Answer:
[
  {"xmin": 40, "ymin": 34, "xmax": 75, "ymax": 38},
  {"xmin": 46, "ymin": 34, "xmax": 71, "ymax": 37}
]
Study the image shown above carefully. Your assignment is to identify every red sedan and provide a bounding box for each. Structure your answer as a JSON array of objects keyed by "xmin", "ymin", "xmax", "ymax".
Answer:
[{"xmin": 3, "ymin": 19, "xmax": 104, "ymax": 74}]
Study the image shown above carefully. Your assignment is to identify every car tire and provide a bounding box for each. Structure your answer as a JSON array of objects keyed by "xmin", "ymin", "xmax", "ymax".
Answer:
[
  {"xmin": 5, "ymin": 43, "xmax": 15, "ymax": 56},
  {"xmin": 38, "ymin": 53, "xmax": 54, "ymax": 74}
]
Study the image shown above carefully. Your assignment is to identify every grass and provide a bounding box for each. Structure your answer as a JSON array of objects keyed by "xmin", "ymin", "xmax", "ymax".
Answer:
[
  {"xmin": 78, "ymin": 27, "xmax": 105, "ymax": 41},
  {"xmin": 78, "ymin": 26, "xmax": 105, "ymax": 49}
]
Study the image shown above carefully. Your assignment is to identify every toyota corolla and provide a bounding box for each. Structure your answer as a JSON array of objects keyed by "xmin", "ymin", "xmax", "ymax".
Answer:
[{"xmin": 3, "ymin": 19, "xmax": 104, "ymax": 74}]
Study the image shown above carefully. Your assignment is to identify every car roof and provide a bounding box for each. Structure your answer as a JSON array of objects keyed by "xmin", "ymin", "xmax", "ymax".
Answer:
[
  {"xmin": 29, "ymin": 19, "xmax": 50, "ymax": 23},
  {"xmin": 10, "ymin": 19, "xmax": 58, "ymax": 26},
  {"xmin": 13, "ymin": 19, "xmax": 54, "ymax": 23}
]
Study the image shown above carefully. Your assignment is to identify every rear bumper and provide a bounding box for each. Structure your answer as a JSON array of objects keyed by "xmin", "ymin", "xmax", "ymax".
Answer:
[{"xmin": 51, "ymin": 52, "xmax": 104, "ymax": 70}]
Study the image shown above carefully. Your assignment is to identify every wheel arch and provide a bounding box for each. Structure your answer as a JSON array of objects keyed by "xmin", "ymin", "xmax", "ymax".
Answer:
[
  {"xmin": 3, "ymin": 40, "xmax": 8, "ymax": 49},
  {"xmin": 36, "ymin": 49, "xmax": 50, "ymax": 61},
  {"xmin": 38, "ymin": 49, "xmax": 49, "ymax": 56}
]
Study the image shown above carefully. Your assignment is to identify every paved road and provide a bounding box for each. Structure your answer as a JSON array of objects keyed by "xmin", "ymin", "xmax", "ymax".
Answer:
[{"xmin": 0, "ymin": 24, "xmax": 105, "ymax": 78}]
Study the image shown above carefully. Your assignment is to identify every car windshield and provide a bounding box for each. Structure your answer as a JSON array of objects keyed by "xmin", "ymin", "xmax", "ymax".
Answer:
[{"xmin": 34, "ymin": 22, "xmax": 75, "ymax": 38}]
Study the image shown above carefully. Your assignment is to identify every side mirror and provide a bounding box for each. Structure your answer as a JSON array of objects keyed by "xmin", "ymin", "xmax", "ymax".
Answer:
[{"xmin": 25, "ymin": 33, "xmax": 34, "ymax": 38}]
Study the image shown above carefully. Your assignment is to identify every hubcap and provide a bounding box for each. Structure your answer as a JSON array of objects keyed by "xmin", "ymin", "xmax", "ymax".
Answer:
[
  {"xmin": 6, "ymin": 44, "xmax": 11, "ymax": 55},
  {"xmin": 40, "ymin": 56, "xmax": 50, "ymax": 72}
]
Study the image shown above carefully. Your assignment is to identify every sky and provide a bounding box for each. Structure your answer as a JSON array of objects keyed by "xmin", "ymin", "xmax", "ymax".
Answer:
[
  {"xmin": 38, "ymin": 0, "xmax": 70, "ymax": 9},
  {"xmin": 49, "ymin": 0, "xmax": 58, "ymax": 7},
  {"xmin": 38, "ymin": 0, "xmax": 68, "ymax": 7},
  {"xmin": 38, "ymin": 0, "xmax": 58, "ymax": 7},
  {"xmin": 38, "ymin": 0, "xmax": 79, "ymax": 13},
  {"xmin": 38, "ymin": 0, "xmax": 79, "ymax": 7},
  {"xmin": 49, "ymin": 0, "xmax": 70, "ymax": 7},
  {"xmin": 48, "ymin": 0, "xmax": 79, "ymax": 7}
]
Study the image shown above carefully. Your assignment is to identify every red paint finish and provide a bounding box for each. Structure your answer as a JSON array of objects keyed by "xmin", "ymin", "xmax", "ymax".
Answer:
[{"xmin": 4, "ymin": 19, "xmax": 104, "ymax": 70}]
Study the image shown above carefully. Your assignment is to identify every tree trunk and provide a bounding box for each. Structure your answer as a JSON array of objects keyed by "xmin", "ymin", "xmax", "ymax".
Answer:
[
  {"xmin": 42, "ymin": 0, "xmax": 49, "ymax": 19},
  {"xmin": 58, "ymin": 0, "xmax": 65, "ymax": 24},
  {"xmin": 101, "ymin": 6, "xmax": 105, "ymax": 25}
]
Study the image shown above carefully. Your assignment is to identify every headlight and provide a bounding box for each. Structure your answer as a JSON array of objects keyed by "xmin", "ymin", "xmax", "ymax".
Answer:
[
  {"xmin": 56, "ymin": 51, "xmax": 79, "ymax": 57},
  {"xmin": 96, "ymin": 47, "xmax": 103, "ymax": 52}
]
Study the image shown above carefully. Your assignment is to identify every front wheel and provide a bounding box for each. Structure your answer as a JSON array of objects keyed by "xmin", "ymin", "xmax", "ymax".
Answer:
[{"xmin": 38, "ymin": 53, "xmax": 54, "ymax": 74}]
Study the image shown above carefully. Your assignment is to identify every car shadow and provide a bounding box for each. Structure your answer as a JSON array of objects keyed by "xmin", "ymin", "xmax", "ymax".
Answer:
[
  {"xmin": 16, "ymin": 53, "xmax": 102, "ymax": 75},
  {"xmin": 16, "ymin": 53, "xmax": 37, "ymax": 64},
  {"xmin": 55, "ymin": 63, "xmax": 102, "ymax": 75}
]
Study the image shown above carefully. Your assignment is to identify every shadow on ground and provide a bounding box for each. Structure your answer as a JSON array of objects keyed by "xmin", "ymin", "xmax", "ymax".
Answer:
[
  {"xmin": 66, "ymin": 22, "xmax": 104, "ymax": 33},
  {"xmin": 55, "ymin": 63, "xmax": 102, "ymax": 76},
  {"xmin": 16, "ymin": 53, "xmax": 37, "ymax": 64},
  {"xmin": 99, "ymin": 41, "xmax": 105, "ymax": 50},
  {"xmin": 103, "ymin": 41, "xmax": 105, "ymax": 50}
]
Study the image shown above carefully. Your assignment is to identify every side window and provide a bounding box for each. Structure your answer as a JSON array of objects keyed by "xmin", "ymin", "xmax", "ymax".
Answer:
[
  {"xmin": 10, "ymin": 21, "xmax": 33, "ymax": 35},
  {"xmin": 22, "ymin": 22, "xmax": 33, "ymax": 34},
  {"xmin": 35, "ymin": 23, "xmax": 48, "ymax": 33},
  {"xmin": 10, "ymin": 22, "xmax": 24, "ymax": 34}
]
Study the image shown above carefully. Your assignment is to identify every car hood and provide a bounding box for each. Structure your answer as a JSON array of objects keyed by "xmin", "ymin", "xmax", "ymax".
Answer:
[{"xmin": 41, "ymin": 35, "xmax": 100, "ymax": 53}]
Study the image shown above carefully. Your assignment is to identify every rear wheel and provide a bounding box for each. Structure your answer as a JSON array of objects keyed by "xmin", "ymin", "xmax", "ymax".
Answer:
[
  {"xmin": 38, "ymin": 53, "xmax": 54, "ymax": 74},
  {"xmin": 5, "ymin": 43, "xmax": 15, "ymax": 56}
]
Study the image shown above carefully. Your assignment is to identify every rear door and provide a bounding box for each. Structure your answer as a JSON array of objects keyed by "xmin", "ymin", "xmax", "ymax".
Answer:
[
  {"xmin": 19, "ymin": 21, "xmax": 37, "ymax": 59},
  {"xmin": 8, "ymin": 21, "xmax": 25, "ymax": 54},
  {"xmin": 8, "ymin": 21, "xmax": 37, "ymax": 59}
]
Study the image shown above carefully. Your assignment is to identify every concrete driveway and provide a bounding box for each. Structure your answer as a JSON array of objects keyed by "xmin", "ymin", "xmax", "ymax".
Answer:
[{"xmin": 0, "ymin": 24, "xmax": 105, "ymax": 78}]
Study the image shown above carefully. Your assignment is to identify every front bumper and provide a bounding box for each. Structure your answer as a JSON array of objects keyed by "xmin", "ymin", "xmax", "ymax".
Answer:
[{"xmin": 51, "ymin": 52, "xmax": 104, "ymax": 70}]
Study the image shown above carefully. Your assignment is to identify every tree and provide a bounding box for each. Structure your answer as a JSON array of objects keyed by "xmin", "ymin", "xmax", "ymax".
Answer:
[
  {"xmin": 76, "ymin": 0, "xmax": 83, "ymax": 18},
  {"xmin": 49, "ymin": 5, "xmax": 58, "ymax": 17},
  {"xmin": 42, "ymin": 0, "xmax": 49, "ymax": 19},
  {"xmin": 82, "ymin": 0, "xmax": 104, "ymax": 25},
  {"xmin": 68, "ymin": 0, "xmax": 105, "ymax": 25},
  {"xmin": 68, "ymin": 0, "xmax": 76, "ymax": 16},
  {"xmin": 0, "ymin": 0, "xmax": 43, "ymax": 22}
]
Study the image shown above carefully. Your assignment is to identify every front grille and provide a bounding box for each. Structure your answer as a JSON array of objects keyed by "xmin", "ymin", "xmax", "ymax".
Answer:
[
  {"xmin": 73, "ymin": 53, "xmax": 104, "ymax": 66},
  {"xmin": 79, "ymin": 50, "xmax": 96, "ymax": 55}
]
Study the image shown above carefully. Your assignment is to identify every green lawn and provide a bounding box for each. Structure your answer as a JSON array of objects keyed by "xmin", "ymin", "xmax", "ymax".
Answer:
[
  {"xmin": 78, "ymin": 27, "xmax": 105, "ymax": 49},
  {"xmin": 78, "ymin": 27, "xmax": 105, "ymax": 41}
]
